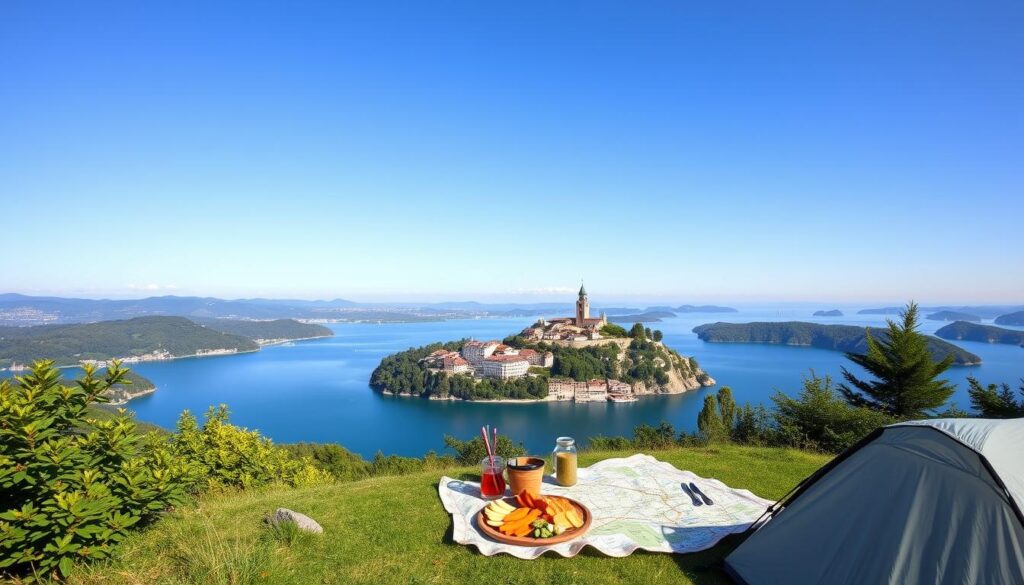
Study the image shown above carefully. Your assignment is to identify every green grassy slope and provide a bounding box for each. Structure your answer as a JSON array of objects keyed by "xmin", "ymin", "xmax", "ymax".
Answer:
[{"xmin": 72, "ymin": 445, "xmax": 829, "ymax": 585}]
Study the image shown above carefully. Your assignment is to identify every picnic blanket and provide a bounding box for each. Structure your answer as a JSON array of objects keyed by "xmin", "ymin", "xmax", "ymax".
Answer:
[{"xmin": 439, "ymin": 453, "xmax": 773, "ymax": 559}]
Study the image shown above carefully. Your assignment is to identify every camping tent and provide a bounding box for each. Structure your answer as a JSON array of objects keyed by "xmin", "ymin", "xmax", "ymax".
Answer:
[{"xmin": 724, "ymin": 418, "xmax": 1024, "ymax": 584}]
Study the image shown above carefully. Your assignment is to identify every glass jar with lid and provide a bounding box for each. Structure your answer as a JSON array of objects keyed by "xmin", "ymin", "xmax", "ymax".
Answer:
[{"xmin": 551, "ymin": 436, "xmax": 578, "ymax": 487}]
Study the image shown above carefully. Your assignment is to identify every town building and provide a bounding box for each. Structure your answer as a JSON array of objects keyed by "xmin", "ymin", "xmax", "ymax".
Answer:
[
  {"xmin": 443, "ymin": 355, "xmax": 471, "ymax": 374},
  {"xmin": 477, "ymin": 355, "xmax": 530, "ymax": 379},
  {"xmin": 521, "ymin": 284, "xmax": 608, "ymax": 342},
  {"xmin": 462, "ymin": 340, "xmax": 499, "ymax": 364}
]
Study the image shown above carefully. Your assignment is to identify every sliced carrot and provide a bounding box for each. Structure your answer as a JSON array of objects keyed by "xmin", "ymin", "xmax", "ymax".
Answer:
[
  {"xmin": 519, "ymin": 490, "xmax": 535, "ymax": 508},
  {"xmin": 501, "ymin": 508, "xmax": 540, "ymax": 532},
  {"xmin": 503, "ymin": 507, "xmax": 529, "ymax": 522},
  {"xmin": 513, "ymin": 523, "xmax": 533, "ymax": 537}
]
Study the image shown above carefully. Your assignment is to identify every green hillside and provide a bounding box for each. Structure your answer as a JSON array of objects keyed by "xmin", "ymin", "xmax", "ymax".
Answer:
[
  {"xmin": 71, "ymin": 445, "xmax": 829, "ymax": 585},
  {"xmin": 0, "ymin": 316, "xmax": 259, "ymax": 368},
  {"xmin": 935, "ymin": 321, "xmax": 1024, "ymax": 347},
  {"xmin": 194, "ymin": 318, "xmax": 333, "ymax": 341},
  {"xmin": 692, "ymin": 321, "xmax": 982, "ymax": 366}
]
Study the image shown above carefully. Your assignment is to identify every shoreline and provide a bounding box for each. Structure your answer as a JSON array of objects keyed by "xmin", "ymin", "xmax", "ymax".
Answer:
[
  {"xmin": 377, "ymin": 385, "xmax": 704, "ymax": 404},
  {"xmin": 2, "ymin": 334, "xmax": 333, "ymax": 373}
]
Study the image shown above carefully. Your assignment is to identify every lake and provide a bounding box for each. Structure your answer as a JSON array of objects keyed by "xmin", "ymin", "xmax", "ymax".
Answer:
[{"xmin": 28, "ymin": 307, "xmax": 1024, "ymax": 458}]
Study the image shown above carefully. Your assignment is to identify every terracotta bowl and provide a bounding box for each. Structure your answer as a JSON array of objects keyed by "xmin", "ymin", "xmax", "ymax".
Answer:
[{"xmin": 506, "ymin": 457, "xmax": 545, "ymax": 498}]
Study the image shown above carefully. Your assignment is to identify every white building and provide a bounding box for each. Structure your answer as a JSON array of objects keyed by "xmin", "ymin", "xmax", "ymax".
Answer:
[
  {"xmin": 462, "ymin": 340, "xmax": 499, "ymax": 365},
  {"xmin": 443, "ymin": 355, "xmax": 472, "ymax": 374},
  {"xmin": 477, "ymin": 355, "xmax": 529, "ymax": 379}
]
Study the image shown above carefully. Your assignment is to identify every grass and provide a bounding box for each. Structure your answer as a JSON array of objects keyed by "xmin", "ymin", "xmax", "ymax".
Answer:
[{"xmin": 69, "ymin": 445, "xmax": 829, "ymax": 585}]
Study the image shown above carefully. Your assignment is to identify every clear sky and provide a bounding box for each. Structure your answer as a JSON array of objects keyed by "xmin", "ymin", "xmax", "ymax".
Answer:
[{"xmin": 2, "ymin": 1, "xmax": 1022, "ymax": 304}]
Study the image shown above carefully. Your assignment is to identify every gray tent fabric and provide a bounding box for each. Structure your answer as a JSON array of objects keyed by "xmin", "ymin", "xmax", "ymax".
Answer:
[{"xmin": 725, "ymin": 419, "xmax": 1024, "ymax": 585}]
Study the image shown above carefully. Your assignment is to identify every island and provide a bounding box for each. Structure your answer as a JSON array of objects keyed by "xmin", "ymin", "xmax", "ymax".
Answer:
[
  {"xmin": 370, "ymin": 286, "xmax": 714, "ymax": 402},
  {"xmin": 675, "ymin": 305, "xmax": 737, "ymax": 313},
  {"xmin": 103, "ymin": 371, "xmax": 158, "ymax": 405},
  {"xmin": 813, "ymin": 310, "xmax": 843, "ymax": 317},
  {"xmin": 935, "ymin": 321, "xmax": 1024, "ymax": 347},
  {"xmin": 692, "ymin": 321, "xmax": 982, "ymax": 366},
  {"xmin": 0, "ymin": 316, "xmax": 332, "ymax": 370},
  {"xmin": 926, "ymin": 310, "xmax": 981, "ymax": 323},
  {"xmin": 608, "ymin": 310, "xmax": 677, "ymax": 323},
  {"xmin": 995, "ymin": 311, "xmax": 1024, "ymax": 326}
]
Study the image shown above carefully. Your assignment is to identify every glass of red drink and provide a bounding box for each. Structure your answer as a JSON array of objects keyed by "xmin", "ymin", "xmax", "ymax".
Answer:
[{"xmin": 479, "ymin": 456, "xmax": 506, "ymax": 499}]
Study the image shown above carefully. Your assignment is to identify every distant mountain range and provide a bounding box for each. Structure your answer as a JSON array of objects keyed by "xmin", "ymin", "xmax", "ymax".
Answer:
[
  {"xmin": 813, "ymin": 310, "xmax": 843, "ymax": 317},
  {"xmin": 926, "ymin": 310, "xmax": 981, "ymax": 323},
  {"xmin": 0, "ymin": 293, "xmax": 739, "ymax": 325},
  {"xmin": 994, "ymin": 311, "xmax": 1024, "ymax": 326}
]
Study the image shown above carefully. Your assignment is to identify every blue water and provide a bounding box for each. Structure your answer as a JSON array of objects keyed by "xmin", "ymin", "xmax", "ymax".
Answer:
[{"xmin": 13, "ymin": 307, "xmax": 1024, "ymax": 458}]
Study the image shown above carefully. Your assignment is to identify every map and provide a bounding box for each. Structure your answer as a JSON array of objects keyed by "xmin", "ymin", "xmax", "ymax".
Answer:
[{"xmin": 439, "ymin": 453, "xmax": 774, "ymax": 559}]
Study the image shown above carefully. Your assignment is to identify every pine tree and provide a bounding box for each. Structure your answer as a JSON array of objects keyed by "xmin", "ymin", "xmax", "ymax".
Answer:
[
  {"xmin": 967, "ymin": 377, "xmax": 1024, "ymax": 418},
  {"xmin": 839, "ymin": 302, "xmax": 955, "ymax": 418},
  {"xmin": 717, "ymin": 386, "xmax": 737, "ymax": 429},
  {"xmin": 697, "ymin": 394, "xmax": 727, "ymax": 442}
]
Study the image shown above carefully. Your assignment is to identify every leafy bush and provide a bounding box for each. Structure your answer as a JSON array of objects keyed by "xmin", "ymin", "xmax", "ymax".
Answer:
[
  {"xmin": 0, "ymin": 361, "xmax": 189, "ymax": 581},
  {"xmin": 773, "ymin": 372, "xmax": 895, "ymax": 453},
  {"xmin": 599, "ymin": 323, "xmax": 629, "ymax": 338},
  {"xmin": 443, "ymin": 434, "xmax": 526, "ymax": 465},
  {"xmin": 172, "ymin": 405, "xmax": 332, "ymax": 491},
  {"xmin": 732, "ymin": 404, "xmax": 775, "ymax": 445},
  {"xmin": 281, "ymin": 442, "xmax": 371, "ymax": 482}
]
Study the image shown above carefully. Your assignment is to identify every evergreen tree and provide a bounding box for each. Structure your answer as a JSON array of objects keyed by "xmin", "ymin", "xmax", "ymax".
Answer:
[
  {"xmin": 839, "ymin": 302, "xmax": 955, "ymax": 418},
  {"xmin": 697, "ymin": 395, "xmax": 727, "ymax": 442},
  {"xmin": 630, "ymin": 323, "xmax": 646, "ymax": 339},
  {"xmin": 652, "ymin": 329, "xmax": 663, "ymax": 342},
  {"xmin": 967, "ymin": 377, "xmax": 1024, "ymax": 418},
  {"xmin": 717, "ymin": 386, "xmax": 737, "ymax": 429}
]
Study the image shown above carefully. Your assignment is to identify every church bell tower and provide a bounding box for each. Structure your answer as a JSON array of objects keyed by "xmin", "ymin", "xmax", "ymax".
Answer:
[{"xmin": 575, "ymin": 283, "xmax": 590, "ymax": 326}]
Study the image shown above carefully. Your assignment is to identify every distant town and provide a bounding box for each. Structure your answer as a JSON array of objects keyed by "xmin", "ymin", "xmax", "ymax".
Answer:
[{"xmin": 416, "ymin": 286, "xmax": 643, "ymax": 403}]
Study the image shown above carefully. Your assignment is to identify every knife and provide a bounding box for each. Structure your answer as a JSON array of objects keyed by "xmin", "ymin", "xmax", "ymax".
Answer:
[
  {"xmin": 681, "ymin": 483, "xmax": 703, "ymax": 506},
  {"xmin": 689, "ymin": 482, "xmax": 714, "ymax": 505}
]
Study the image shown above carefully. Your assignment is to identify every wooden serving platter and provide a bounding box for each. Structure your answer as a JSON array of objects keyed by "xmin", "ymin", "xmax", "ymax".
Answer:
[{"xmin": 476, "ymin": 496, "xmax": 592, "ymax": 546}]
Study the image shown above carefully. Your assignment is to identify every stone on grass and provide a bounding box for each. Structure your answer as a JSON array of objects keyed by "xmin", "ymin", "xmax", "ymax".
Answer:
[{"xmin": 268, "ymin": 508, "xmax": 323, "ymax": 534}]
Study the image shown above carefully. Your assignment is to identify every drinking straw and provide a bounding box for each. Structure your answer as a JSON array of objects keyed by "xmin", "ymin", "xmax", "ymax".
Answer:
[
  {"xmin": 481, "ymin": 426, "xmax": 495, "ymax": 470},
  {"xmin": 493, "ymin": 427, "xmax": 499, "ymax": 457}
]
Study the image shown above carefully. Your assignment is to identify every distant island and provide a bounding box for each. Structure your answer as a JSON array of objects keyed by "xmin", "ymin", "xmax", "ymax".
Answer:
[
  {"xmin": 926, "ymin": 310, "xmax": 981, "ymax": 323},
  {"xmin": 935, "ymin": 321, "xmax": 1024, "ymax": 347},
  {"xmin": 370, "ymin": 286, "xmax": 714, "ymax": 402},
  {"xmin": 813, "ymin": 310, "xmax": 843, "ymax": 317},
  {"xmin": 858, "ymin": 305, "xmax": 1024, "ymax": 319},
  {"xmin": 692, "ymin": 321, "xmax": 982, "ymax": 366},
  {"xmin": 0, "ymin": 316, "xmax": 332, "ymax": 371},
  {"xmin": 608, "ymin": 310, "xmax": 677, "ymax": 323},
  {"xmin": 104, "ymin": 371, "xmax": 158, "ymax": 405},
  {"xmin": 995, "ymin": 311, "xmax": 1024, "ymax": 326},
  {"xmin": 675, "ymin": 305, "xmax": 737, "ymax": 313}
]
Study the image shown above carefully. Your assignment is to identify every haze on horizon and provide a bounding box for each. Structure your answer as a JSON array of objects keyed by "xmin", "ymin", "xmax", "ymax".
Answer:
[{"xmin": 2, "ymin": 2, "xmax": 1022, "ymax": 304}]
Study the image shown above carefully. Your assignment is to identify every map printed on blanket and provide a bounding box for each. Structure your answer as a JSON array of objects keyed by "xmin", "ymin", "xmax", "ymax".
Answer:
[{"xmin": 439, "ymin": 453, "xmax": 774, "ymax": 559}]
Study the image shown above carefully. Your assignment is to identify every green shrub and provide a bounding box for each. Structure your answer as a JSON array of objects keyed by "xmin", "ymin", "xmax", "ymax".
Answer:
[
  {"xmin": 281, "ymin": 442, "xmax": 371, "ymax": 482},
  {"xmin": 443, "ymin": 434, "xmax": 526, "ymax": 465},
  {"xmin": 773, "ymin": 372, "xmax": 895, "ymax": 453},
  {"xmin": 172, "ymin": 405, "xmax": 332, "ymax": 491},
  {"xmin": 0, "ymin": 361, "xmax": 189, "ymax": 581}
]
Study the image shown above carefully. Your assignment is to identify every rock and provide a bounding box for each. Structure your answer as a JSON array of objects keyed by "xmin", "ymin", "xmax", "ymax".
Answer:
[{"xmin": 268, "ymin": 508, "xmax": 323, "ymax": 534}]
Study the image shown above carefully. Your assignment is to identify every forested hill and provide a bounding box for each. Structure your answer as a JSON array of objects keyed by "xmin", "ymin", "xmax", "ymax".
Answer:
[
  {"xmin": 692, "ymin": 321, "xmax": 982, "ymax": 365},
  {"xmin": 0, "ymin": 316, "xmax": 258, "ymax": 368},
  {"xmin": 935, "ymin": 321, "xmax": 1024, "ymax": 347},
  {"xmin": 194, "ymin": 318, "xmax": 332, "ymax": 342}
]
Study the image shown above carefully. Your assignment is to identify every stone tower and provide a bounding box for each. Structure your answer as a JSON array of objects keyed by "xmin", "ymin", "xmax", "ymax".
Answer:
[{"xmin": 575, "ymin": 283, "xmax": 590, "ymax": 326}]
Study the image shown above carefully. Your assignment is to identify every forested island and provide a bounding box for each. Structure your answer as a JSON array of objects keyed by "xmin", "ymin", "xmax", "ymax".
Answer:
[
  {"xmin": 370, "ymin": 325, "xmax": 713, "ymax": 401},
  {"xmin": 995, "ymin": 311, "xmax": 1024, "ymax": 326},
  {"xmin": 607, "ymin": 310, "xmax": 676, "ymax": 323},
  {"xmin": 675, "ymin": 305, "xmax": 737, "ymax": 313},
  {"xmin": 0, "ymin": 316, "xmax": 332, "ymax": 369},
  {"xmin": 692, "ymin": 321, "xmax": 982, "ymax": 365},
  {"xmin": 813, "ymin": 310, "xmax": 843, "ymax": 317},
  {"xmin": 935, "ymin": 321, "xmax": 1024, "ymax": 347},
  {"xmin": 103, "ymin": 371, "xmax": 158, "ymax": 404},
  {"xmin": 194, "ymin": 318, "xmax": 332, "ymax": 342},
  {"xmin": 926, "ymin": 310, "xmax": 981, "ymax": 322}
]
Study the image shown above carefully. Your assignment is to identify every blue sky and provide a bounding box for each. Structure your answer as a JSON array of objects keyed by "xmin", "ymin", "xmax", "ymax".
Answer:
[{"xmin": 2, "ymin": 1, "xmax": 1022, "ymax": 303}]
